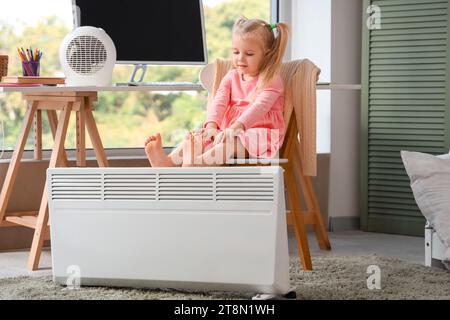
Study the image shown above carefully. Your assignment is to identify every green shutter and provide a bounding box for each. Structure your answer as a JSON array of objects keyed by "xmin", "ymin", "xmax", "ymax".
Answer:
[{"xmin": 361, "ymin": 0, "xmax": 450, "ymax": 236}]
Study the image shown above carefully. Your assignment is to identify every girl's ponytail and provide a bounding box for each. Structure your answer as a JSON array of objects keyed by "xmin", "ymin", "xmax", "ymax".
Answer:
[{"xmin": 258, "ymin": 22, "xmax": 289, "ymax": 92}]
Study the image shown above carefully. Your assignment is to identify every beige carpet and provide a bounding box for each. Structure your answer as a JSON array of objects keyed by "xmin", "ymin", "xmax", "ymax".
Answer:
[{"xmin": 1, "ymin": 254, "xmax": 449, "ymax": 300}]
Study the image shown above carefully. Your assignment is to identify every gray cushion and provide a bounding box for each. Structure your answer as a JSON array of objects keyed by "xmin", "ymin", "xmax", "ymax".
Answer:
[{"xmin": 401, "ymin": 150, "xmax": 450, "ymax": 262}]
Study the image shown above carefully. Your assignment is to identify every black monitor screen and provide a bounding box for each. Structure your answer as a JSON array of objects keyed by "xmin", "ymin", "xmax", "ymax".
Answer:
[{"xmin": 73, "ymin": 0, "xmax": 207, "ymax": 65}]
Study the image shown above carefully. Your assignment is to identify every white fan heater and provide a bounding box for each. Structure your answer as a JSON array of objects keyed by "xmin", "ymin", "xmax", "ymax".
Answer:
[
  {"xmin": 47, "ymin": 166, "xmax": 290, "ymax": 295},
  {"xmin": 60, "ymin": 26, "xmax": 116, "ymax": 86}
]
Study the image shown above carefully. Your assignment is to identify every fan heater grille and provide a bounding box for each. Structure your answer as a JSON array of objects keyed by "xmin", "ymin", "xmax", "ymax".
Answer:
[{"xmin": 66, "ymin": 35, "xmax": 107, "ymax": 75}]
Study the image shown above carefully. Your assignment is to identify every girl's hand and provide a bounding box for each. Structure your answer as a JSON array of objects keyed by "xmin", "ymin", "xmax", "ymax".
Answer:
[
  {"xmin": 229, "ymin": 122, "xmax": 245, "ymax": 132},
  {"xmin": 214, "ymin": 126, "xmax": 244, "ymax": 145},
  {"xmin": 202, "ymin": 122, "xmax": 219, "ymax": 142},
  {"xmin": 202, "ymin": 127, "xmax": 218, "ymax": 142}
]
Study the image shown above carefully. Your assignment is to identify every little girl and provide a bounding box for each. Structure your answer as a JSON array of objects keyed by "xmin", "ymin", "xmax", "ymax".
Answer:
[{"xmin": 145, "ymin": 17, "xmax": 289, "ymax": 167}]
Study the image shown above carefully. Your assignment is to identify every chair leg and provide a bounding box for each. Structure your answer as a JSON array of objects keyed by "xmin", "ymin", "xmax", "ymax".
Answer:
[
  {"xmin": 303, "ymin": 173, "xmax": 331, "ymax": 250},
  {"xmin": 284, "ymin": 162, "xmax": 313, "ymax": 270},
  {"xmin": 293, "ymin": 142, "xmax": 331, "ymax": 250}
]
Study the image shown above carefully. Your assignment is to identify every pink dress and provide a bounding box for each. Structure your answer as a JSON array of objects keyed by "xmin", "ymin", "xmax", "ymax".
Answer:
[{"xmin": 204, "ymin": 69, "xmax": 285, "ymax": 158}]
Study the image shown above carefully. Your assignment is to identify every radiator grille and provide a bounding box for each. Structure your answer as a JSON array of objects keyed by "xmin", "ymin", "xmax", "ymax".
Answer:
[{"xmin": 50, "ymin": 171, "xmax": 276, "ymax": 202}]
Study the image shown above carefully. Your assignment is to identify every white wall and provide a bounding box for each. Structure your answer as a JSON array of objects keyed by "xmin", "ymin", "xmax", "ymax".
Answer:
[{"xmin": 328, "ymin": 0, "xmax": 362, "ymax": 218}]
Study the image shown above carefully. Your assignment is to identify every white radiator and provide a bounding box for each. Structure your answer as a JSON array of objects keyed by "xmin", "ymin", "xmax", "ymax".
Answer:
[{"xmin": 47, "ymin": 166, "xmax": 290, "ymax": 294}]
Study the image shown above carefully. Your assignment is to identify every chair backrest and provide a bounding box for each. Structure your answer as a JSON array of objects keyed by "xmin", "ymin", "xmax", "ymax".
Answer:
[
  {"xmin": 199, "ymin": 62, "xmax": 215, "ymax": 93},
  {"xmin": 199, "ymin": 58, "xmax": 320, "ymax": 176}
]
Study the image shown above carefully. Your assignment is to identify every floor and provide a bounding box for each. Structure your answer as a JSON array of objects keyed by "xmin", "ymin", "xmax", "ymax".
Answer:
[
  {"xmin": 0, "ymin": 230, "xmax": 425, "ymax": 280},
  {"xmin": 298, "ymin": 230, "xmax": 425, "ymax": 264}
]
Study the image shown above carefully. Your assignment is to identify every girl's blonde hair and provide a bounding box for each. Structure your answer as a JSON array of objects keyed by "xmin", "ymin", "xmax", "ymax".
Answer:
[{"xmin": 232, "ymin": 17, "xmax": 289, "ymax": 92}]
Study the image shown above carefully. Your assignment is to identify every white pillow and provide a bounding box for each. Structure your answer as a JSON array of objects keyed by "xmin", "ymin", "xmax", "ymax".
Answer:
[{"xmin": 401, "ymin": 150, "xmax": 450, "ymax": 262}]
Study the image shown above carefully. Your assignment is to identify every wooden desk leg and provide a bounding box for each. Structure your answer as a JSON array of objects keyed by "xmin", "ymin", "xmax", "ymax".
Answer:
[
  {"xmin": 284, "ymin": 160, "xmax": 313, "ymax": 270},
  {"xmin": 85, "ymin": 103, "xmax": 108, "ymax": 167},
  {"xmin": 28, "ymin": 189, "xmax": 50, "ymax": 271},
  {"xmin": 28, "ymin": 104, "xmax": 73, "ymax": 271},
  {"xmin": 76, "ymin": 108, "xmax": 86, "ymax": 167},
  {"xmin": 0, "ymin": 103, "xmax": 38, "ymax": 223},
  {"xmin": 34, "ymin": 110, "xmax": 42, "ymax": 161},
  {"xmin": 47, "ymin": 110, "xmax": 69, "ymax": 167}
]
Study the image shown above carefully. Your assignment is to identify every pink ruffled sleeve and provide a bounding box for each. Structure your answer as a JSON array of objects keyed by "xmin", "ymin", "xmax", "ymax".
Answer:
[
  {"xmin": 204, "ymin": 71, "xmax": 233, "ymax": 128},
  {"xmin": 236, "ymin": 76, "xmax": 284, "ymax": 130}
]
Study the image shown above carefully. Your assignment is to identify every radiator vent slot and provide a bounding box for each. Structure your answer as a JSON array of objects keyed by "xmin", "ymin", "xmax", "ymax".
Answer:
[
  {"xmin": 51, "ymin": 174, "xmax": 102, "ymax": 200},
  {"xmin": 216, "ymin": 173, "xmax": 274, "ymax": 201},
  {"xmin": 104, "ymin": 174, "xmax": 157, "ymax": 200},
  {"xmin": 159, "ymin": 173, "xmax": 214, "ymax": 201}
]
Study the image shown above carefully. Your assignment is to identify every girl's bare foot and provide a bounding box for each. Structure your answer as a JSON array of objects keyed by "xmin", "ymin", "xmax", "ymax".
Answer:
[
  {"xmin": 182, "ymin": 133, "xmax": 203, "ymax": 167},
  {"xmin": 144, "ymin": 133, "xmax": 175, "ymax": 167},
  {"xmin": 144, "ymin": 135, "xmax": 155, "ymax": 147}
]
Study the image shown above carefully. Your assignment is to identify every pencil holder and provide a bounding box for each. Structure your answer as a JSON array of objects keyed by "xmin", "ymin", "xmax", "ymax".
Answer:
[
  {"xmin": 22, "ymin": 61, "xmax": 40, "ymax": 77},
  {"xmin": 0, "ymin": 55, "xmax": 8, "ymax": 81}
]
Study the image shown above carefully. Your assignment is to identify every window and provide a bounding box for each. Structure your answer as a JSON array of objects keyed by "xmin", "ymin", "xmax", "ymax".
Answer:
[
  {"xmin": 290, "ymin": 0, "xmax": 331, "ymax": 154},
  {"xmin": 0, "ymin": 0, "xmax": 271, "ymax": 152}
]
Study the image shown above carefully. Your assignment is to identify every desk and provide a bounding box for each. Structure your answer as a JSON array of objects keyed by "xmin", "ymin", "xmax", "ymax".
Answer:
[
  {"xmin": 0, "ymin": 83, "xmax": 205, "ymax": 94},
  {"xmin": 0, "ymin": 84, "xmax": 204, "ymax": 271}
]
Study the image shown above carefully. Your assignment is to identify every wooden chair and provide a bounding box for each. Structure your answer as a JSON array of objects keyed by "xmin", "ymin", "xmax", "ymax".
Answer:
[{"xmin": 199, "ymin": 59, "xmax": 331, "ymax": 270}]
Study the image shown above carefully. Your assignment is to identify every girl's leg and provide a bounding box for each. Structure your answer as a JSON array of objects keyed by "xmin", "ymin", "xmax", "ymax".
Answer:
[
  {"xmin": 182, "ymin": 132, "xmax": 205, "ymax": 166},
  {"xmin": 144, "ymin": 133, "xmax": 179, "ymax": 167},
  {"xmin": 183, "ymin": 135, "xmax": 248, "ymax": 166},
  {"xmin": 167, "ymin": 143, "xmax": 184, "ymax": 166},
  {"xmin": 168, "ymin": 129, "xmax": 206, "ymax": 165}
]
